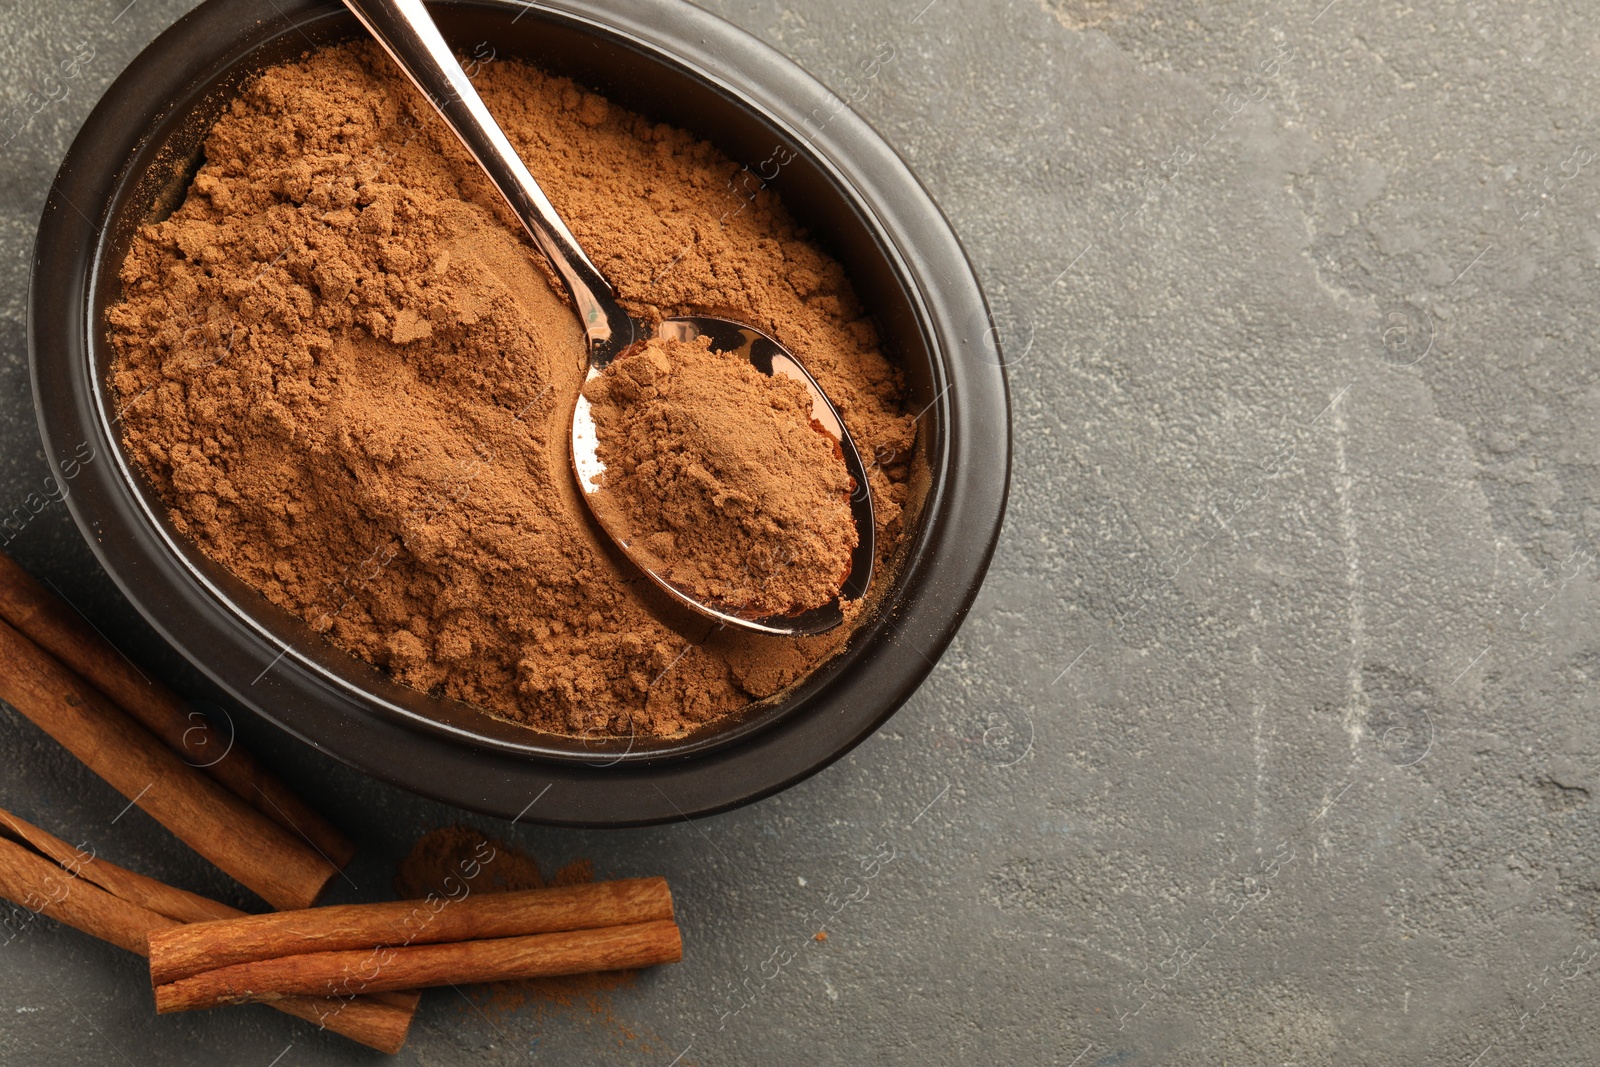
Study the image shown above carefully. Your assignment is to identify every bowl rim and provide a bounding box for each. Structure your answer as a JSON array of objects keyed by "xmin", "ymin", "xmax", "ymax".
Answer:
[{"xmin": 29, "ymin": 0, "xmax": 1011, "ymax": 825}]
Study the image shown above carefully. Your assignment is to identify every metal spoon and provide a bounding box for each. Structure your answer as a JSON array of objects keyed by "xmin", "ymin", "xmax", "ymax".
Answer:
[{"xmin": 344, "ymin": 0, "xmax": 874, "ymax": 637}]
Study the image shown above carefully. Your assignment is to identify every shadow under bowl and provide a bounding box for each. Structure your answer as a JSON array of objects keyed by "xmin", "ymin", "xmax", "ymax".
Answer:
[{"xmin": 30, "ymin": 0, "xmax": 1010, "ymax": 825}]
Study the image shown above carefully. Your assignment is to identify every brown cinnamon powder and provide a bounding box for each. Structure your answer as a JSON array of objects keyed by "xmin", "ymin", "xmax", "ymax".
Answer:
[
  {"xmin": 106, "ymin": 43, "xmax": 916, "ymax": 739},
  {"xmin": 584, "ymin": 336, "xmax": 857, "ymax": 616}
]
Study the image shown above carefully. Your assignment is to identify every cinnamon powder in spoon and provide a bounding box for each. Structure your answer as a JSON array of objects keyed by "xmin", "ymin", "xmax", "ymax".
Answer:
[
  {"xmin": 583, "ymin": 336, "xmax": 857, "ymax": 617},
  {"xmin": 106, "ymin": 42, "xmax": 917, "ymax": 739}
]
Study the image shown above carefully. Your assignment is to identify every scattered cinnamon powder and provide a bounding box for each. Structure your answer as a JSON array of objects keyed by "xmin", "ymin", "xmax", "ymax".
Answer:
[
  {"xmin": 394, "ymin": 823, "xmax": 546, "ymax": 896},
  {"xmin": 395, "ymin": 826, "xmax": 635, "ymax": 1019},
  {"xmin": 105, "ymin": 43, "xmax": 918, "ymax": 738},
  {"xmin": 584, "ymin": 335, "xmax": 856, "ymax": 616}
]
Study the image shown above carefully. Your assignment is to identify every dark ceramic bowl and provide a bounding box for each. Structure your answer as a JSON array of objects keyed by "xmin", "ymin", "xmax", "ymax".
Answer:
[{"xmin": 30, "ymin": 0, "xmax": 1010, "ymax": 825}]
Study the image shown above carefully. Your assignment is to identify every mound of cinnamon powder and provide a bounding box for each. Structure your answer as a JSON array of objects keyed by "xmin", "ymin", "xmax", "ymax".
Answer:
[
  {"xmin": 106, "ymin": 43, "xmax": 917, "ymax": 739},
  {"xmin": 583, "ymin": 336, "xmax": 856, "ymax": 616}
]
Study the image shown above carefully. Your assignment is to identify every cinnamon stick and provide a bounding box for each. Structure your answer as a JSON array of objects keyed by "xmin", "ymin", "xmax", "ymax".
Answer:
[
  {"xmin": 154, "ymin": 920, "xmax": 684, "ymax": 1012},
  {"xmin": 0, "ymin": 550, "xmax": 355, "ymax": 869},
  {"xmin": 0, "ymin": 806, "xmax": 233, "ymax": 924},
  {"xmin": 150, "ymin": 877, "xmax": 674, "ymax": 985},
  {"xmin": 0, "ymin": 832, "xmax": 417, "ymax": 1053},
  {"xmin": 0, "ymin": 828, "xmax": 159, "ymax": 955},
  {"xmin": 0, "ymin": 616, "xmax": 336, "ymax": 909}
]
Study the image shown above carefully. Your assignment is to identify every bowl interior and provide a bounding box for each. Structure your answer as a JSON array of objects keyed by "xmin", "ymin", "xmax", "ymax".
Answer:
[{"xmin": 87, "ymin": 0, "xmax": 943, "ymax": 764}]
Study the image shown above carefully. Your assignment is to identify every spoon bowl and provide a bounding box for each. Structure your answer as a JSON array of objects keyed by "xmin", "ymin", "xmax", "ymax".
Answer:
[
  {"xmin": 572, "ymin": 316, "xmax": 874, "ymax": 637},
  {"xmin": 345, "ymin": 0, "xmax": 873, "ymax": 636}
]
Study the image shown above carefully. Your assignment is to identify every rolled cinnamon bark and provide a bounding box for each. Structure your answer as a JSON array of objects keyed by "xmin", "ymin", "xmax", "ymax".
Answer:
[
  {"xmin": 154, "ymin": 920, "xmax": 684, "ymax": 1012},
  {"xmin": 0, "ymin": 616, "xmax": 336, "ymax": 909},
  {"xmin": 150, "ymin": 877, "xmax": 674, "ymax": 985},
  {"xmin": 0, "ymin": 806, "xmax": 233, "ymax": 924},
  {"xmin": 0, "ymin": 827, "xmax": 160, "ymax": 954},
  {"xmin": 0, "ymin": 550, "xmax": 355, "ymax": 869},
  {"xmin": 0, "ymin": 832, "xmax": 417, "ymax": 1053}
]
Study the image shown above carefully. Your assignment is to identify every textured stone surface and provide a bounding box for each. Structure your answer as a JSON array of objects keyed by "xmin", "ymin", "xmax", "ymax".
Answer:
[{"xmin": 3, "ymin": 0, "xmax": 1599, "ymax": 1063}]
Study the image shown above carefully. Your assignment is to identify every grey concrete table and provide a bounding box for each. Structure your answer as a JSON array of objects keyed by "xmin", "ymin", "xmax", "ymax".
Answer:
[{"xmin": 4, "ymin": 0, "xmax": 1600, "ymax": 1062}]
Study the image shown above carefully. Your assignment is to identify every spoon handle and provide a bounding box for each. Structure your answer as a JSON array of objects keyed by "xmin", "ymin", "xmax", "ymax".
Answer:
[{"xmin": 342, "ymin": 0, "xmax": 631, "ymax": 354}]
